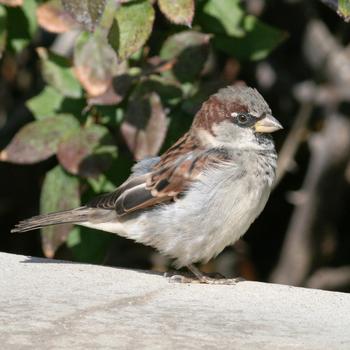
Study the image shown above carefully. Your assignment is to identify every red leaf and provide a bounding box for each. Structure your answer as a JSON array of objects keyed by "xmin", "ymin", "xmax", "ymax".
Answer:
[
  {"xmin": 0, "ymin": 0, "xmax": 23, "ymax": 7},
  {"xmin": 57, "ymin": 125, "xmax": 117, "ymax": 178},
  {"xmin": 74, "ymin": 32, "xmax": 118, "ymax": 96},
  {"xmin": 36, "ymin": 0, "xmax": 78, "ymax": 33},
  {"xmin": 0, "ymin": 115, "xmax": 79, "ymax": 164},
  {"xmin": 40, "ymin": 165, "xmax": 80, "ymax": 258},
  {"xmin": 87, "ymin": 62, "xmax": 133, "ymax": 106},
  {"xmin": 121, "ymin": 91, "xmax": 168, "ymax": 160}
]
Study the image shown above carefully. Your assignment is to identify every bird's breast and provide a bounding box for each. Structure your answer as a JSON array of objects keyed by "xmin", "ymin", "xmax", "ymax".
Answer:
[{"xmin": 118, "ymin": 151, "xmax": 276, "ymax": 267}]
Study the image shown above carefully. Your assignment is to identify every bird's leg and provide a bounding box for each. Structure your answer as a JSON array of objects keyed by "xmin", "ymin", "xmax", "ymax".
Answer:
[
  {"xmin": 166, "ymin": 264, "xmax": 243, "ymax": 285},
  {"xmin": 187, "ymin": 264, "xmax": 208, "ymax": 281}
]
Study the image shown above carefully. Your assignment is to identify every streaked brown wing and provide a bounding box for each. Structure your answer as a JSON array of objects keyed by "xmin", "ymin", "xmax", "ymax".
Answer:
[
  {"xmin": 147, "ymin": 151, "xmax": 228, "ymax": 198},
  {"xmin": 88, "ymin": 132, "xmax": 230, "ymax": 216},
  {"xmin": 87, "ymin": 175, "xmax": 148, "ymax": 210}
]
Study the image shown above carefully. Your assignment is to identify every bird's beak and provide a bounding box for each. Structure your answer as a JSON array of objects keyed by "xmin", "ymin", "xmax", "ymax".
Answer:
[{"xmin": 254, "ymin": 115, "xmax": 283, "ymax": 133}]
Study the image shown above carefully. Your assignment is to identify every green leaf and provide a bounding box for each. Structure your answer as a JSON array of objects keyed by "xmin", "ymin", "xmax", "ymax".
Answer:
[
  {"xmin": 40, "ymin": 165, "xmax": 80, "ymax": 258},
  {"xmin": 199, "ymin": 0, "xmax": 285, "ymax": 61},
  {"xmin": 338, "ymin": 0, "xmax": 350, "ymax": 21},
  {"xmin": 0, "ymin": 5, "xmax": 6, "ymax": 58},
  {"xmin": 213, "ymin": 16, "xmax": 286, "ymax": 61},
  {"xmin": 37, "ymin": 47, "xmax": 82, "ymax": 98},
  {"xmin": 103, "ymin": 152, "xmax": 133, "ymax": 187},
  {"xmin": 96, "ymin": 0, "xmax": 118, "ymax": 35},
  {"xmin": 133, "ymin": 75, "xmax": 182, "ymax": 106},
  {"xmin": 26, "ymin": 86, "xmax": 64, "ymax": 120},
  {"xmin": 0, "ymin": 114, "xmax": 80, "ymax": 163},
  {"xmin": 67, "ymin": 226, "xmax": 112, "ymax": 264},
  {"xmin": 201, "ymin": 0, "xmax": 245, "ymax": 37},
  {"xmin": 58, "ymin": 97, "xmax": 87, "ymax": 118},
  {"xmin": 74, "ymin": 31, "xmax": 119, "ymax": 96},
  {"xmin": 57, "ymin": 124, "xmax": 117, "ymax": 178},
  {"xmin": 320, "ymin": 0, "xmax": 350, "ymax": 21},
  {"xmin": 162, "ymin": 109, "xmax": 192, "ymax": 150},
  {"xmin": 61, "ymin": 0, "xmax": 106, "ymax": 31},
  {"xmin": 87, "ymin": 173, "xmax": 116, "ymax": 193},
  {"xmin": 160, "ymin": 31, "xmax": 211, "ymax": 82},
  {"xmin": 108, "ymin": 0, "xmax": 155, "ymax": 60},
  {"xmin": 6, "ymin": 0, "xmax": 37, "ymax": 52},
  {"xmin": 158, "ymin": 0, "xmax": 194, "ymax": 26}
]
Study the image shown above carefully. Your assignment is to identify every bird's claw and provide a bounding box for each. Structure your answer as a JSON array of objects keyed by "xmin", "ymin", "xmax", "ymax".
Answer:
[{"xmin": 164, "ymin": 271, "xmax": 244, "ymax": 285}]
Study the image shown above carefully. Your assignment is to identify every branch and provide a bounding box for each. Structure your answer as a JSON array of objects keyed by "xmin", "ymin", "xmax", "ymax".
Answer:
[
  {"xmin": 274, "ymin": 99, "xmax": 313, "ymax": 187},
  {"xmin": 306, "ymin": 266, "xmax": 350, "ymax": 291},
  {"xmin": 270, "ymin": 114, "xmax": 350, "ymax": 286}
]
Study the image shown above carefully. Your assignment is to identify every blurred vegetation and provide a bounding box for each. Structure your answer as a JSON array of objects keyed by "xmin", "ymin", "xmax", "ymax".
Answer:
[{"xmin": 0, "ymin": 0, "xmax": 350, "ymax": 292}]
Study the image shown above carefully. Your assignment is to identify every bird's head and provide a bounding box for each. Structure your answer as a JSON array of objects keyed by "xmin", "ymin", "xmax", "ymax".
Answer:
[{"xmin": 192, "ymin": 85, "xmax": 283, "ymax": 150}]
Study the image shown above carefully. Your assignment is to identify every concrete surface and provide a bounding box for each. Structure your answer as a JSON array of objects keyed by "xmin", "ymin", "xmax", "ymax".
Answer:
[{"xmin": 0, "ymin": 252, "xmax": 349, "ymax": 350}]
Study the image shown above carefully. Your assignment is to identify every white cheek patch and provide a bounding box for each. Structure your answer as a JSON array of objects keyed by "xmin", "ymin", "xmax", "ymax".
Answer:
[
  {"xmin": 196, "ymin": 128, "xmax": 221, "ymax": 146},
  {"xmin": 231, "ymin": 112, "xmax": 238, "ymax": 118}
]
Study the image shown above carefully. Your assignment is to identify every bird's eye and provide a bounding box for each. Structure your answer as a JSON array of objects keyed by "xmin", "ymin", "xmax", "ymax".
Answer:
[{"xmin": 237, "ymin": 113, "xmax": 248, "ymax": 124}]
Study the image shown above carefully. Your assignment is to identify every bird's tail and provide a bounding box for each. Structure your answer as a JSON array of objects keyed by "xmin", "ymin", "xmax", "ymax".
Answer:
[{"xmin": 11, "ymin": 207, "xmax": 92, "ymax": 233}]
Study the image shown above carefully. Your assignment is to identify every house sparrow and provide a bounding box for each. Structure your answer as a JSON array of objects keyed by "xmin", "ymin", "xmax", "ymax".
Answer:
[{"xmin": 12, "ymin": 85, "xmax": 282, "ymax": 284}]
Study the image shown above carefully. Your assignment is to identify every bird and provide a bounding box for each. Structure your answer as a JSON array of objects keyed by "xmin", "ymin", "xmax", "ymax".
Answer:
[{"xmin": 12, "ymin": 85, "xmax": 282, "ymax": 284}]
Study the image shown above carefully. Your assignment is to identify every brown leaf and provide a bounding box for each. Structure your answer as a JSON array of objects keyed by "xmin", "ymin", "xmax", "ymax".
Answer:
[
  {"xmin": 40, "ymin": 165, "xmax": 80, "ymax": 258},
  {"xmin": 87, "ymin": 62, "xmax": 133, "ymax": 105},
  {"xmin": 57, "ymin": 125, "xmax": 117, "ymax": 178},
  {"xmin": 0, "ymin": 0, "xmax": 23, "ymax": 6},
  {"xmin": 36, "ymin": 0, "xmax": 78, "ymax": 33},
  {"xmin": 87, "ymin": 84, "xmax": 122, "ymax": 106},
  {"xmin": 74, "ymin": 31, "xmax": 119, "ymax": 96},
  {"xmin": 158, "ymin": 0, "xmax": 194, "ymax": 26},
  {"xmin": 121, "ymin": 91, "xmax": 168, "ymax": 160},
  {"xmin": 0, "ymin": 115, "xmax": 80, "ymax": 164},
  {"xmin": 144, "ymin": 56, "xmax": 176, "ymax": 75}
]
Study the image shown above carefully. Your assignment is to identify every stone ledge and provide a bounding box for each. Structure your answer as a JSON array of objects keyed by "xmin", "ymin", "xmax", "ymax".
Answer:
[{"xmin": 0, "ymin": 252, "xmax": 349, "ymax": 350}]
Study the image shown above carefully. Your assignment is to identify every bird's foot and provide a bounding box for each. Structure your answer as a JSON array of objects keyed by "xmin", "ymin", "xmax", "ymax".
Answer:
[
  {"xmin": 195, "ymin": 276, "xmax": 243, "ymax": 285},
  {"xmin": 164, "ymin": 265, "xmax": 244, "ymax": 285},
  {"xmin": 165, "ymin": 273, "xmax": 200, "ymax": 284}
]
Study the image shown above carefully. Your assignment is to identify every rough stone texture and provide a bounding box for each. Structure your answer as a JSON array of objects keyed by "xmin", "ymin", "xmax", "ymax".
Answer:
[{"xmin": 0, "ymin": 252, "xmax": 349, "ymax": 350}]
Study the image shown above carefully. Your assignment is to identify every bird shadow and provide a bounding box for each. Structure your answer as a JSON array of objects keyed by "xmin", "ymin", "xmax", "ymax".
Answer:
[
  {"xmin": 19, "ymin": 255, "xmax": 165, "ymax": 277},
  {"xmin": 19, "ymin": 256, "xmax": 245, "ymax": 283}
]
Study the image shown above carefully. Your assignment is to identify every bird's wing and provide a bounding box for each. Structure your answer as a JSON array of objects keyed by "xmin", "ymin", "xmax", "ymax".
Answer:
[
  {"xmin": 129, "ymin": 156, "xmax": 161, "ymax": 177},
  {"xmin": 87, "ymin": 133, "xmax": 230, "ymax": 216}
]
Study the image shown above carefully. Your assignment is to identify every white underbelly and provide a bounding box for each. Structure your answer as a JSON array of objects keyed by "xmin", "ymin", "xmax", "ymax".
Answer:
[
  {"xmin": 78, "ymin": 166, "xmax": 273, "ymax": 268},
  {"xmin": 121, "ymin": 172, "xmax": 272, "ymax": 267}
]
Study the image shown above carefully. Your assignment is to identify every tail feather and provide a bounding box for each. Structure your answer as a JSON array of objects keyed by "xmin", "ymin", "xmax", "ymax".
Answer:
[{"xmin": 11, "ymin": 207, "xmax": 91, "ymax": 233}]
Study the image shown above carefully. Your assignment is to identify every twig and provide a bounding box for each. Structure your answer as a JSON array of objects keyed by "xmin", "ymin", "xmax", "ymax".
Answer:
[
  {"xmin": 304, "ymin": 20, "xmax": 350, "ymax": 86},
  {"xmin": 274, "ymin": 100, "xmax": 313, "ymax": 187},
  {"xmin": 271, "ymin": 19, "xmax": 350, "ymax": 286},
  {"xmin": 306, "ymin": 266, "xmax": 350, "ymax": 291},
  {"xmin": 270, "ymin": 114, "xmax": 350, "ymax": 286}
]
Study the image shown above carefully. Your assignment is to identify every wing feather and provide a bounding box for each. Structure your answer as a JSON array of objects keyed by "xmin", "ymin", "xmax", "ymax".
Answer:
[{"xmin": 87, "ymin": 133, "xmax": 230, "ymax": 216}]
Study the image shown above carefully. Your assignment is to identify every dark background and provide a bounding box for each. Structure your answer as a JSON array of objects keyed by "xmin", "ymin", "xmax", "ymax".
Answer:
[{"xmin": 1, "ymin": 0, "xmax": 349, "ymax": 291}]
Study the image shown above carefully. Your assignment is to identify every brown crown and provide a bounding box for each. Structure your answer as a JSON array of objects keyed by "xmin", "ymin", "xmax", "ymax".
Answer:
[{"xmin": 192, "ymin": 96, "xmax": 248, "ymax": 134}]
